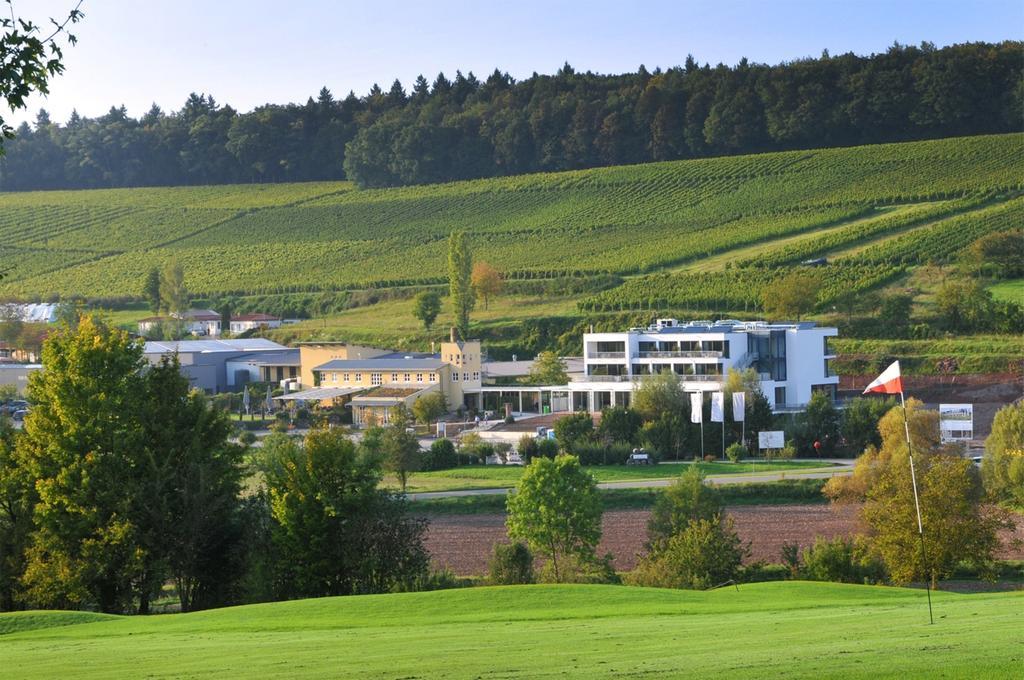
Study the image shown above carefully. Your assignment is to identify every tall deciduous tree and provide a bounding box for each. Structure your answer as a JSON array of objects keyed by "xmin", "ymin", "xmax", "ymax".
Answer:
[
  {"xmin": 470, "ymin": 262, "xmax": 503, "ymax": 310},
  {"xmin": 447, "ymin": 231, "xmax": 474, "ymax": 340},
  {"xmin": 0, "ymin": 416, "xmax": 32, "ymax": 611},
  {"xmin": 981, "ymin": 402, "xmax": 1024, "ymax": 506},
  {"xmin": 528, "ymin": 351, "xmax": 568, "ymax": 385},
  {"xmin": 143, "ymin": 267, "xmax": 162, "ymax": 313},
  {"xmin": 265, "ymin": 429, "xmax": 427, "ymax": 597},
  {"xmin": 382, "ymin": 424, "xmax": 420, "ymax": 492},
  {"xmin": 411, "ymin": 290, "xmax": 441, "ymax": 331},
  {"xmin": 825, "ymin": 399, "xmax": 1012, "ymax": 587},
  {"xmin": 17, "ymin": 316, "xmax": 146, "ymax": 613},
  {"xmin": 506, "ymin": 455, "xmax": 602, "ymax": 582},
  {"xmin": 159, "ymin": 259, "xmax": 189, "ymax": 316},
  {"xmin": 411, "ymin": 392, "xmax": 447, "ymax": 425},
  {"xmin": 631, "ymin": 370, "xmax": 686, "ymax": 422}
]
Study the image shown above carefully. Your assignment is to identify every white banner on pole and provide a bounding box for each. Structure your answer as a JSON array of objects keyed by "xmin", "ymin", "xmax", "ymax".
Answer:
[
  {"xmin": 710, "ymin": 392, "xmax": 724, "ymax": 423},
  {"xmin": 732, "ymin": 392, "xmax": 745, "ymax": 422},
  {"xmin": 690, "ymin": 392, "xmax": 702, "ymax": 424}
]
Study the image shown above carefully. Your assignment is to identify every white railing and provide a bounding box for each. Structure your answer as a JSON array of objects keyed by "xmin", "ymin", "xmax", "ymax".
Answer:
[
  {"xmin": 635, "ymin": 350, "xmax": 723, "ymax": 359},
  {"xmin": 573, "ymin": 374, "xmax": 724, "ymax": 383},
  {"xmin": 589, "ymin": 351, "xmax": 626, "ymax": 359}
]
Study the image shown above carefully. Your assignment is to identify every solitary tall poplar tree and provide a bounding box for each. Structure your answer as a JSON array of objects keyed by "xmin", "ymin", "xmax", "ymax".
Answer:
[{"xmin": 447, "ymin": 231, "xmax": 474, "ymax": 339}]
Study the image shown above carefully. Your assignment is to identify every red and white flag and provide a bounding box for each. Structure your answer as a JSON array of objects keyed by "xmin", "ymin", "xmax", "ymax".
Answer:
[{"xmin": 863, "ymin": 360, "xmax": 903, "ymax": 395}]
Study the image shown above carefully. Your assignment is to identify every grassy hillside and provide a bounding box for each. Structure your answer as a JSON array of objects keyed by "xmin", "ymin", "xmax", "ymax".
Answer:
[
  {"xmin": 2, "ymin": 582, "xmax": 1020, "ymax": 678},
  {"xmin": 0, "ymin": 133, "xmax": 1020, "ymax": 301}
]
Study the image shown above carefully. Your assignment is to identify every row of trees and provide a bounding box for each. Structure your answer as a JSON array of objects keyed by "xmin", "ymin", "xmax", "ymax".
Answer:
[
  {"xmin": 0, "ymin": 317, "xmax": 432, "ymax": 613},
  {"xmin": 2, "ymin": 42, "xmax": 1020, "ymax": 190},
  {"xmin": 501, "ymin": 398, "xmax": 1018, "ymax": 589},
  {"xmin": 543, "ymin": 369, "xmax": 895, "ymax": 462},
  {"xmin": 411, "ymin": 232, "xmax": 505, "ymax": 339}
]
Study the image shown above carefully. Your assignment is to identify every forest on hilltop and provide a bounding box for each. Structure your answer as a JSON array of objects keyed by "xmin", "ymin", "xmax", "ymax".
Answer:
[{"xmin": 0, "ymin": 41, "xmax": 1020, "ymax": 191}]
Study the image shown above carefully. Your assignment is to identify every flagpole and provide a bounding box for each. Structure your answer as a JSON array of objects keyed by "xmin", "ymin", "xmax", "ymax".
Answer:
[
  {"xmin": 699, "ymin": 420, "xmax": 704, "ymax": 462},
  {"xmin": 900, "ymin": 389, "xmax": 934, "ymax": 626}
]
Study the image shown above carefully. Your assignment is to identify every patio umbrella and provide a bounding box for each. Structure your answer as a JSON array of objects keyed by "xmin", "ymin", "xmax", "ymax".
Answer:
[
  {"xmin": 242, "ymin": 385, "xmax": 251, "ymax": 415},
  {"xmin": 265, "ymin": 385, "xmax": 274, "ymax": 413}
]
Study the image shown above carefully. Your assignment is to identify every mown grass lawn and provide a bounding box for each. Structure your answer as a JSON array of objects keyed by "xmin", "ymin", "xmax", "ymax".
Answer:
[
  {"xmin": 2, "ymin": 582, "xmax": 1020, "ymax": 679},
  {"xmin": 387, "ymin": 460, "xmax": 836, "ymax": 493}
]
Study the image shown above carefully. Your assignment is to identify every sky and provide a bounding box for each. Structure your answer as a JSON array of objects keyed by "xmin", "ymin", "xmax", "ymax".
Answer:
[{"xmin": 11, "ymin": 0, "xmax": 1024, "ymax": 125}]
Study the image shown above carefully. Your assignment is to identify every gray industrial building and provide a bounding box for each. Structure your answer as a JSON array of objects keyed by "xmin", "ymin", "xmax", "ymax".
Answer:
[{"xmin": 143, "ymin": 339, "xmax": 296, "ymax": 393}]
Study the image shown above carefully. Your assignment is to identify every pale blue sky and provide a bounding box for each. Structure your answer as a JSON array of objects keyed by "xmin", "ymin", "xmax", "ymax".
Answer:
[{"xmin": 13, "ymin": 0, "xmax": 1024, "ymax": 125}]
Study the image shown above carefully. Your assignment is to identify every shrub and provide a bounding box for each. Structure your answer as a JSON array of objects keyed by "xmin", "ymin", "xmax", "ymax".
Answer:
[
  {"xmin": 780, "ymin": 542, "xmax": 801, "ymax": 578},
  {"xmin": 627, "ymin": 516, "xmax": 747, "ymax": 590},
  {"xmin": 572, "ymin": 441, "xmax": 634, "ymax": 465},
  {"xmin": 238, "ymin": 431, "xmax": 257, "ymax": 447},
  {"xmin": 392, "ymin": 568, "xmax": 468, "ymax": 593},
  {"xmin": 517, "ymin": 435, "xmax": 539, "ymax": 463},
  {"xmin": 553, "ymin": 412, "xmax": 595, "ymax": 451},
  {"xmin": 703, "ymin": 454, "xmax": 716, "ymax": 462},
  {"xmin": 536, "ymin": 438, "xmax": 559, "ymax": 459},
  {"xmin": 504, "ymin": 413, "xmax": 515, "ymax": 425},
  {"xmin": 725, "ymin": 443, "xmax": 747, "ymax": 463},
  {"xmin": 425, "ymin": 438, "xmax": 458, "ymax": 471},
  {"xmin": 800, "ymin": 537, "xmax": 886, "ymax": 584},
  {"xmin": 647, "ymin": 467, "xmax": 722, "ymax": 548},
  {"xmin": 778, "ymin": 442, "xmax": 797, "ymax": 460},
  {"xmin": 488, "ymin": 542, "xmax": 535, "ymax": 585},
  {"xmin": 598, "ymin": 406, "xmax": 641, "ymax": 445}
]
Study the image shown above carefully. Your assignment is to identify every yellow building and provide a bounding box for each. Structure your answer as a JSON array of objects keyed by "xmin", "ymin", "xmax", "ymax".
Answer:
[
  {"xmin": 296, "ymin": 341, "xmax": 390, "ymax": 390},
  {"xmin": 303, "ymin": 330, "xmax": 483, "ymax": 426}
]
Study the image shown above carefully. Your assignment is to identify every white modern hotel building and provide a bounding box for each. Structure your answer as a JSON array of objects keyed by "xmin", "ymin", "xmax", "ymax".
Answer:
[{"xmin": 573, "ymin": 318, "xmax": 839, "ymax": 412}]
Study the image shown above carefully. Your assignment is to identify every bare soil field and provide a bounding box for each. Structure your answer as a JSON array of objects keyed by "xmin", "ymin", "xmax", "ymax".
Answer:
[{"xmin": 423, "ymin": 504, "xmax": 1024, "ymax": 576}]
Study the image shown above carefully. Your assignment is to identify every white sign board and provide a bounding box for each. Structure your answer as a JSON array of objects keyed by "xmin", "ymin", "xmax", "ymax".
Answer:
[
  {"xmin": 939, "ymin": 403, "xmax": 973, "ymax": 443},
  {"xmin": 758, "ymin": 430, "xmax": 785, "ymax": 450}
]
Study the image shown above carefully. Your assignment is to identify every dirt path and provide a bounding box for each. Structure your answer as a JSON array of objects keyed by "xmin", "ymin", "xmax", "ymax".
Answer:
[{"xmin": 423, "ymin": 504, "xmax": 1024, "ymax": 576}]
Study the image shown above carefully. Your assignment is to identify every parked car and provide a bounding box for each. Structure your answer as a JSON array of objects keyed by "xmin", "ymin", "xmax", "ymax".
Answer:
[
  {"xmin": 2, "ymin": 400, "xmax": 27, "ymax": 415},
  {"xmin": 626, "ymin": 448, "xmax": 654, "ymax": 465},
  {"xmin": 12, "ymin": 409, "xmax": 29, "ymax": 421}
]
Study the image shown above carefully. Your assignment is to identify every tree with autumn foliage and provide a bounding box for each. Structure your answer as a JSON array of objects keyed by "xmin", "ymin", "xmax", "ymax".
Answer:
[
  {"xmin": 471, "ymin": 261, "xmax": 503, "ymax": 310},
  {"xmin": 825, "ymin": 399, "xmax": 1012, "ymax": 587}
]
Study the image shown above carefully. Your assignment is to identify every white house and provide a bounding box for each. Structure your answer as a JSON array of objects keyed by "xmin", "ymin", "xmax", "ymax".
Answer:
[
  {"xmin": 138, "ymin": 309, "xmax": 222, "ymax": 337},
  {"xmin": 229, "ymin": 313, "xmax": 282, "ymax": 334}
]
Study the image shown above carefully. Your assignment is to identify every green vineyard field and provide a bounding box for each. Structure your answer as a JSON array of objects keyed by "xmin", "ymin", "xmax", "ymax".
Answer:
[{"xmin": 0, "ymin": 133, "xmax": 1021, "ymax": 301}]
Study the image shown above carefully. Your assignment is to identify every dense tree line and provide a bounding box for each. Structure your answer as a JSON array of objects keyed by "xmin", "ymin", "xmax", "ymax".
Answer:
[
  {"xmin": 1, "ymin": 41, "xmax": 1020, "ymax": 191},
  {"xmin": 0, "ymin": 316, "xmax": 430, "ymax": 613}
]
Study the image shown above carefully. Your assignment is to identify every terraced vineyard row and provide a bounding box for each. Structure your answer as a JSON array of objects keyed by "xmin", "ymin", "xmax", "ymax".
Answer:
[
  {"xmin": 579, "ymin": 264, "xmax": 902, "ymax": 313},
  {"xmin": 581, "ymin": 194, "xmax": 1023, "ymax": 314},
  {"xmin": 0, "ymin": 133, "xmax": 1020, "ymax": 300}
]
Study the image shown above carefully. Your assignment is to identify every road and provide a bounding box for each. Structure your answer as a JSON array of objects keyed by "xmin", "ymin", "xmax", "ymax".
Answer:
[{"xmin": 407, "ymin": 462, "xmax": 855, "ymax": 500}]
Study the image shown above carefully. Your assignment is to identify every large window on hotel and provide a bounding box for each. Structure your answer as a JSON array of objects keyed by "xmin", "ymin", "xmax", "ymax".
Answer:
[{"xmin": 371, "ymin": 373, "xmax": 382, "ymax": 386}]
